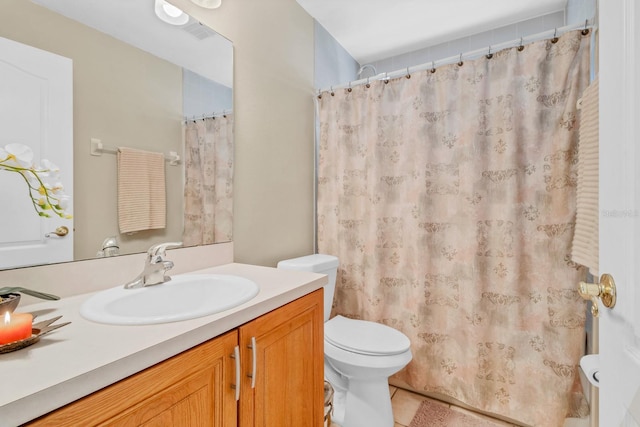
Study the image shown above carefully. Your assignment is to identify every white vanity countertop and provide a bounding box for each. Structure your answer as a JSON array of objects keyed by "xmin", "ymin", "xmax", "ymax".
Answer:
[{"xmin": 0, "ymin": 263, "xmax": 326, "ymax": 426}]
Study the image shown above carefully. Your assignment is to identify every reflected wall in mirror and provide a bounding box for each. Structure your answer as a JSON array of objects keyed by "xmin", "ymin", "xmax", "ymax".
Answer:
[{"xmin": 0, "ymin": 0, "xmax": 233, "ymax": 270}]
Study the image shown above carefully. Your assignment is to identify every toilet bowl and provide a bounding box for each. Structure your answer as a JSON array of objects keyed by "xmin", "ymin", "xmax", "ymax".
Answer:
[
  {"xmin": 277, "ymin": 254, "xmax": 412, "ymax": 427},
  {"xmin": 324, "ymin": 315, "xmax": 412, "ymax": 427}
]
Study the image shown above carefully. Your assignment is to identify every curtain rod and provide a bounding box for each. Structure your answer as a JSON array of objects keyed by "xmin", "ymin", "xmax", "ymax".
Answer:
[
  {"xmin": 319, "ymin": 19, "xmax": 595, "ymax": 94},
  {"xmin": 183, "ymin": 109, "xmax": 232, "ymax": 123}
]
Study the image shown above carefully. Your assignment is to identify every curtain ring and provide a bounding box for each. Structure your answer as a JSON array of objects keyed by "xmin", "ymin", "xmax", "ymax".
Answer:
[
  {"xmin": 330, "ymin": 86, "xmax": 335, "ymax": 96},
  {"xmin": 517, "ymin": 37, "xmax": 525, "ymax": 52},
  {"xmin": 430, "ymin": 61, "xmax": 436, "ymax": 73},
  {"xmin": 317, "ymin": 89, "xmax": 322, "ymax": 99},
  {"xmin": 365, "ymin": 77, "xmax": 371, "ymax": 88},
  {"xmin": 582, "ymin": 19, "xmax": 590, "ymax": 35},
  {"xmin": 405, "ymin": 67, "xmax": 411, "ymax": 79},
  {"xmin": 551, "ymin": 28, "xmax": 559, "ymax": 44},
  {"xmin": 347, "ymin": 82, "xmax": 352, "ymax": 93},
  {"xmin": 383, "ymin": 72, "xmax": 390, "ymax": 84},
  {"xmin": 457, "ymin": 53, "xmax": 464, "ymax": 67},
  {"xmin": 486, "ymin": 46, "xmax": 493, "ymax": 60}
]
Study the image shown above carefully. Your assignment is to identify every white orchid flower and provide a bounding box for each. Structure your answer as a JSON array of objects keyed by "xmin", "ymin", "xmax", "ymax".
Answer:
[
  {"xmin": 1, "ymin": 143, "xmax": 35, "ymax": 168},
  {"xmin": 56, "ymin": 193, "xmax": 70, "ymax": 210},
  {"xmin": 0, "ymin": 143, "xmax": 72, "ymax": 219},
  {"xmin": 40, "ymin": 159, "xmax": 60, "ymax": 175},
  {"xmin": 23, "ymin": 172, "xmax": 41, "ymax": 190},
  {"xmin": 45, "ymin": 181, "xmax": 66, "ymax": 194}
]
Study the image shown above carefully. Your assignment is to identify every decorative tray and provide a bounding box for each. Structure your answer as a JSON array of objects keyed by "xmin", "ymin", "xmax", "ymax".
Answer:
[{"xmin": 0, "ymin": 316, "xmax": 70, "ymax": 354}]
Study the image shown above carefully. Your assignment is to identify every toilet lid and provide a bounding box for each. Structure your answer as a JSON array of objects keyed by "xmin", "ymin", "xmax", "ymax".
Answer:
[{"xmin": 325, "ymin": 315, "xmax": 411, "ymax": 356}]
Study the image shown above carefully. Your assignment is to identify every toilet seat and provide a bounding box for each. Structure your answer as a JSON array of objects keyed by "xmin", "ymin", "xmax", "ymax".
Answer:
[{"xmin": 325, "ymin": 315, "xmax": 410, "ymax": 356}]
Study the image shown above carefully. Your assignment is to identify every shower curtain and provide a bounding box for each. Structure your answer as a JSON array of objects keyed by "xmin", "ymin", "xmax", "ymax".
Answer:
[
  {"xmin": 317, "ymin": 31, "xmax": 590, "ymax": 426},
  {"xmin": 183, "ymin": 115, "xmax": 234, "ymax": 246}
]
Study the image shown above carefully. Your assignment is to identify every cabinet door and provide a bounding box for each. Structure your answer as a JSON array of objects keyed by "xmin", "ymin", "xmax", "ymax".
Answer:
[
  {"xmin": 239, "ymin": 289, "xmax": 324, "ymax": 427},
  {"xmin": 25, "ymin": 330, "xmax": 238, "ymax": 427}
]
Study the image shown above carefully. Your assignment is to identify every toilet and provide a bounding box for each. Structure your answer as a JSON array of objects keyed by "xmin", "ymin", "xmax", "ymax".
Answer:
[{"xmin": 278, "ymin": 254, "xmax": 412, "ymax": 427}]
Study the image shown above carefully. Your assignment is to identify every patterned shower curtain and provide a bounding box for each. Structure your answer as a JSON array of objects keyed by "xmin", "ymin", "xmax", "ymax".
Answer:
[
  {"xmin": 183, "ymin": 115, "xmax": 234, "ymax": 246},
  {"xmin": 317, "ymin": 31, "xmax": 590, "ymax": 427}
]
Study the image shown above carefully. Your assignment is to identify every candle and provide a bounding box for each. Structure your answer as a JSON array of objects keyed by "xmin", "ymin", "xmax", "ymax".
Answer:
[{"xmin": 0, "ymin": 312, "xmax": 33, "ymax": 345}]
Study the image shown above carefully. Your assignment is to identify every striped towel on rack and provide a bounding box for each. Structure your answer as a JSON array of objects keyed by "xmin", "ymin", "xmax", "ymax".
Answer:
[
  {"xmin": 117, "ymin": 147, "xmax": 166, "ymax": 234},
  {"xmin": 571, "ymin": 77, "xmax": 599, "ymax": 276}
]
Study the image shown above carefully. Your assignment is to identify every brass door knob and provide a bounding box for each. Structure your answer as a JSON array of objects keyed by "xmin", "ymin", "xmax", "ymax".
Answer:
[
  {"xmin": 45, "ymin": 226, "xmax": 69, "ymax": 238},
  {"xmin": 578, "ymin": 273, "xmax": 616, "ymax": 318}
]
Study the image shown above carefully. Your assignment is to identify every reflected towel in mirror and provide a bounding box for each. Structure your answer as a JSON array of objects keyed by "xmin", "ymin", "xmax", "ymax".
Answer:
[{"xmin": 117, "ymin": 147, "xmax": 166, "ymax": 233}]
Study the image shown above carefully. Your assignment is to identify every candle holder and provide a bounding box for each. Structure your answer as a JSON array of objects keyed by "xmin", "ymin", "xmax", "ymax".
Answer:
[
  {"xmin": 0, "ymin": 293, "xmax": 21, "ymax": 314},
  {"xmin": 0, "ymin": 316, "xmax": 70, "ymax": 354}
]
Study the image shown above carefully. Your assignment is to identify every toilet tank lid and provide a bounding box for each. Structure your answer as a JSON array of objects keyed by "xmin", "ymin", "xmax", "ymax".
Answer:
[{"xmin": 277, "ymin": 254, "xmax": 339, "ymax": 272}]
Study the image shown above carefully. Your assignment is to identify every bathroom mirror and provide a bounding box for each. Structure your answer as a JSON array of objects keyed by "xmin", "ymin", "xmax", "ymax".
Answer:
[{"xmin": 0, "ymin": 0, "xmax": 233, "ymax": 270}]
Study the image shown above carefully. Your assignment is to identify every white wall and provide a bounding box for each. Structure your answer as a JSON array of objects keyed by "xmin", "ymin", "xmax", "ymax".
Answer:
[
  {"xmin": 316, "ymin": 0, "xmax": 596, "ymax": 85},
  {"xmin": 183, "ymin": 69, "xmax": 232, "ymax": 118},
  {"xmin": 566, "ymin": 0, "xmax": 597, "ymax": 25},
  {"xmin": 368, "ymin": 11, "xmax": 564, "ymax": 75},
  {"xmin": 314, "ymin": 22, "xmax": 359, "ymax": 90},
  {"xmin": 172, "ymin": 0, "xmax": 316, "ymax": 267}
]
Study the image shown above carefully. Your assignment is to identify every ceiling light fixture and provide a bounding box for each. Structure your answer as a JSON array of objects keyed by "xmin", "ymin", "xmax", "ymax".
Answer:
[
  {"xmin": 154, "ymin": 0, "xmax": 189, "ymax": 25},
  {"xmin": 189, "ymin": 0, "xmax": 222, "ymax": 9}
]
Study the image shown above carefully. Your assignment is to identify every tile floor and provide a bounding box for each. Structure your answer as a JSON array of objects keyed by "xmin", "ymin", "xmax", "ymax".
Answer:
[
  {"xmin": 329, "ymin": 386, "xmax": 590, "ymax": 427},
  {"xmin": 390, "ymin": 386, "xmax": 516, "ymax": 427}
]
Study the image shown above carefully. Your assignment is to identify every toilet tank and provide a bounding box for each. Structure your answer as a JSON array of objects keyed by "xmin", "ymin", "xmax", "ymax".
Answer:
[{"xmin": 277, "ymin": 254, "xmax": 339, "ymax": 322}]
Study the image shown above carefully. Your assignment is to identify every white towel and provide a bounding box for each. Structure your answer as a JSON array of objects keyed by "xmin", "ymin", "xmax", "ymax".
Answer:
[
  {"xmin": 572, "ymin": 77, "xmax": 599, "ymax": 276},
  {"xmin": 117, "ymin": 147, "xmax": 166, "ymax": 234}
]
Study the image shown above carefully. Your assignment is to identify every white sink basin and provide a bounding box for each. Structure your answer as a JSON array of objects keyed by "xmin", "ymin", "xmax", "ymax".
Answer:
[{"xmin": 80, "ymin": 274, "xmax": 259, "ymax": 325}]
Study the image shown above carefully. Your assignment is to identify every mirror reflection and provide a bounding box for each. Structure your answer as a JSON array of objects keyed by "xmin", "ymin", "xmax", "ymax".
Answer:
[{"xmin": 0, "ymin": 0, "xmax": 233, "ymax": 270}]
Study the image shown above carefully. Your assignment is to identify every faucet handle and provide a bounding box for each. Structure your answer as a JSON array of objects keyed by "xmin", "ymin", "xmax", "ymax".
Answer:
[{"xmin": 147, "ymin": 242, "xmax": 183, "ymax": 258}]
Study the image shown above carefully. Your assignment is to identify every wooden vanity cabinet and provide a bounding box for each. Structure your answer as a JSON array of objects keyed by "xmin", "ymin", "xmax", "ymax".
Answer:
[
  {"xmin": 25, "ymin": 329, "xmax": 238, "ymax": 427},
  {"xmin": 24, "ymin": 289, "xmax": 323, "ymax": 427},
  {"xmin": 239, "ymin": 288, "xmax": 324, "ymax": 427}
]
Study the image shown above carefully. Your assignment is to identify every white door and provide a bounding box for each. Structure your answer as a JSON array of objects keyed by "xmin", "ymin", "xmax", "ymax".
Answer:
[
  {"xmin": 599, "ymin": 1, "xmax": 640, "ymax": 426},
  {"xmin": 0, "ymin": 36, "xmax": 73, "ymax": 269}
]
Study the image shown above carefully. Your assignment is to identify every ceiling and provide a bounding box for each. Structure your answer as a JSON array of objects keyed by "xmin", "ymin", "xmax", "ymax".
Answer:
[
  {"xmin": 31, "ymin": 0, "xmax": 233, "ymax": 87},
  {"xmin": 296, "ymin": 0, "xmax": 568, "ymax": 64}
]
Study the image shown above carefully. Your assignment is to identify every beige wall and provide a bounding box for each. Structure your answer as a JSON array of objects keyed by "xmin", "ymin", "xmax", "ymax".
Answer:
[
  {"xmin": 0, "ymin": 0, "xmax": 314, "ymax": 289},
  {"xmin": 172, "ymin": 0, "xmax": 316, "ymax": 266},
  {"xmin": 0, "ymin": 0, "xmax": 184, "ymax": 260}
]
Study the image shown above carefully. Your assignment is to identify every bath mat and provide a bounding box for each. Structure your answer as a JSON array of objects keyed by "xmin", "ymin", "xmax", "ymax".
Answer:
[{"xmin": 409, "ymin": 398, "xmax": 509, "ymax": 427}]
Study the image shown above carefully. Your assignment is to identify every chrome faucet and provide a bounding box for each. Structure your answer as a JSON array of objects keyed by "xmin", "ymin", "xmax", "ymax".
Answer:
[{"xmin": 124, "ymin": 242, "xmax": 183, "ymax": 289}]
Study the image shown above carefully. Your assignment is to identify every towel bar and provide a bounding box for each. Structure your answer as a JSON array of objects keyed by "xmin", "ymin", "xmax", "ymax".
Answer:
[{"xmin": 90, "ymin": 138, "xmax": 180, "ymax": 166}]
